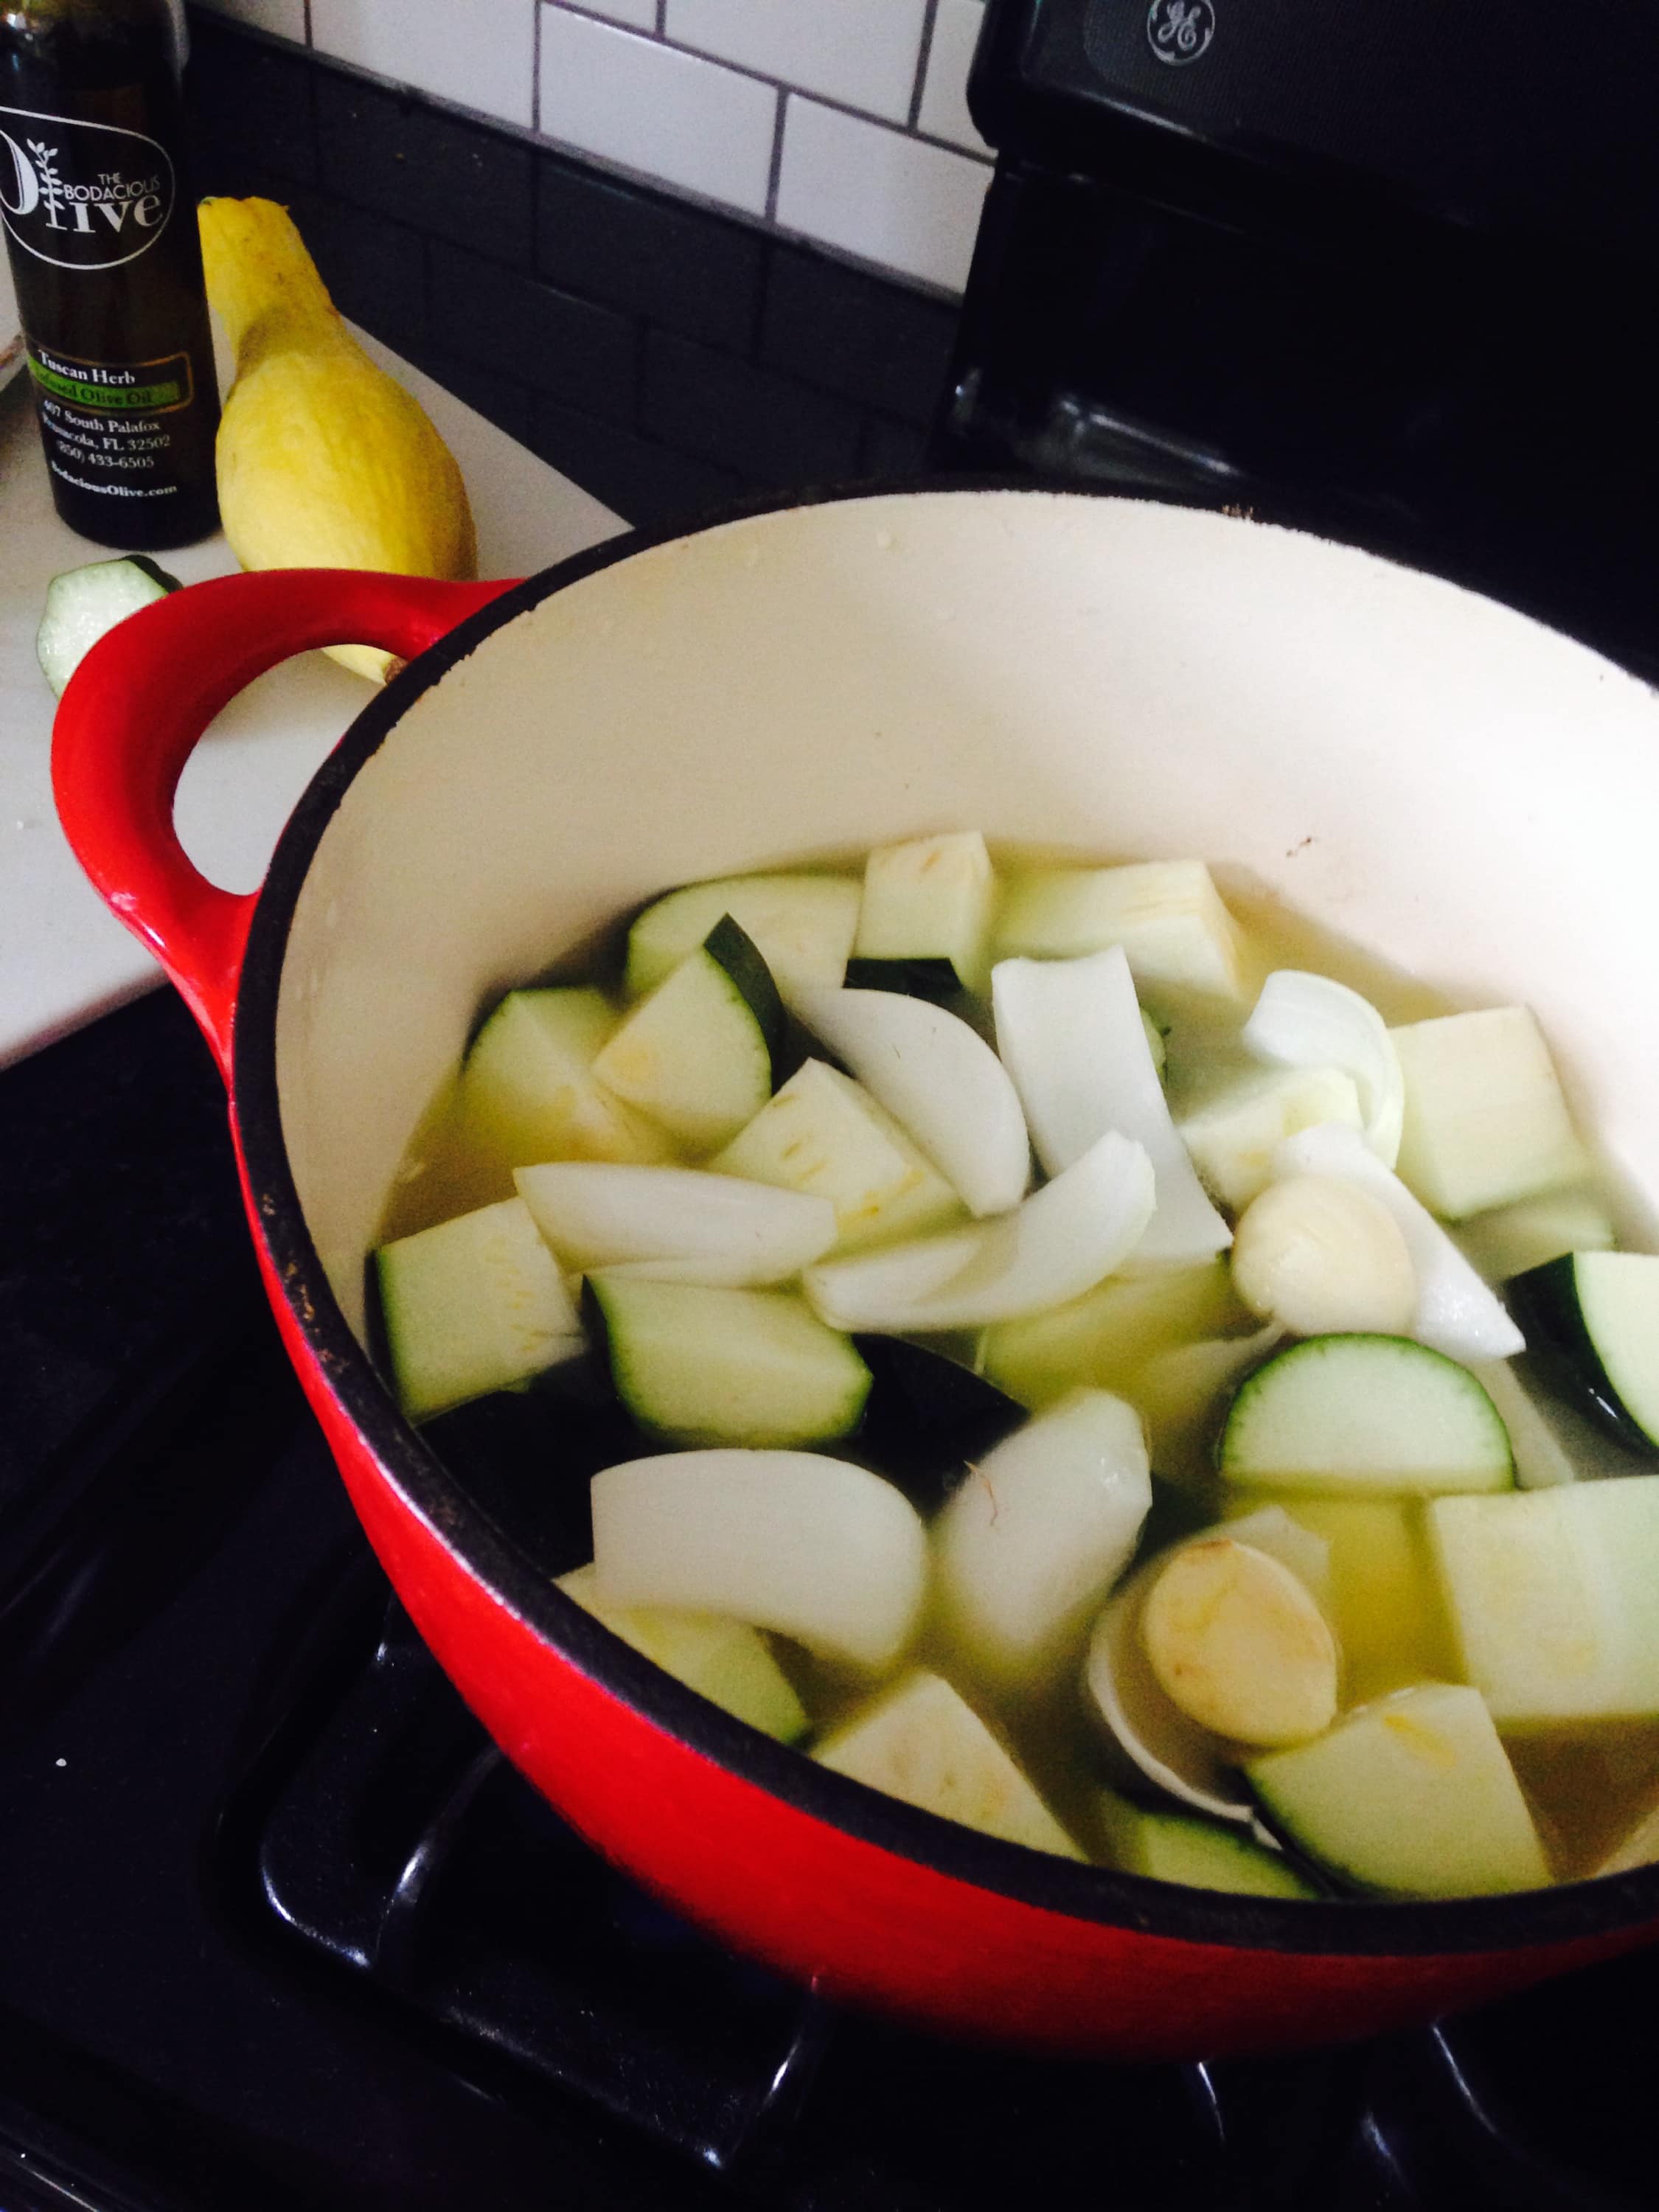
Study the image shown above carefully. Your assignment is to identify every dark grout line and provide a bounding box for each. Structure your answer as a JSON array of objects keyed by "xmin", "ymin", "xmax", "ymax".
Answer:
[
  {"xmin": 910, "ymin": 0, "xmax": 942, "ymax": 133},
  {"xmin": 763, "ymin": 86, "xmax": 787, "ymax": 226}
]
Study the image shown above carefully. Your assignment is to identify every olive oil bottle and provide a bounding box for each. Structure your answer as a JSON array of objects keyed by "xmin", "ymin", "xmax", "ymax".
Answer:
[{"xmin": 1, "ymin": 0, "xmax": 218, "ymax": 547}]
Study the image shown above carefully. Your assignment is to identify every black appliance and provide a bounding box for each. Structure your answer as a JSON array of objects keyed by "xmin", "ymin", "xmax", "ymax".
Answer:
[{"xmin": 939, "ymin": 0, "xmax": 1659, "ymax": 678}]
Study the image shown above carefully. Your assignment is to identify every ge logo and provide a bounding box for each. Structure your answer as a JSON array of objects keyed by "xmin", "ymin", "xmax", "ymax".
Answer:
[{"xmin": 1147, "ymin": 0, "xmax": 1215, "ymax": 65}]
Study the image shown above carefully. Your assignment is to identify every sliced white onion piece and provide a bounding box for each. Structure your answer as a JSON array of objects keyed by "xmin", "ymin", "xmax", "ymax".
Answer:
[
  {"xmin": 1272, "ymin": 1122, "xmax": 1524, "ymax": 1360},
  {"xmin": 933, "ymin": 1390, "xmax": 1152, "ymax": 1684},
  {"xmin": 513, "ymin": 1164, "xmax": 837, "ymax": 1286},
  {"xmin": 992, "ymin": 948, "xmax": 1231, "ymax": 1263},
  {"xmin": 1085, "ymin": 1568, "xmax": 1254, "ymax": 1823},
  {"xmin": 1244, "ymin": 970, "xmax": 1405, "ymax": 1167},
  {"xmin": 803, "ymin": 1129, "xmax": 1155, "ymax": 1332},
  {"xmin": 790, "ymin": 986, "xmax": 1030, "ymax": 1217},
  {"xmin": 590, "ymin": 1449, "xmax": 928, "ymax": 1672}
]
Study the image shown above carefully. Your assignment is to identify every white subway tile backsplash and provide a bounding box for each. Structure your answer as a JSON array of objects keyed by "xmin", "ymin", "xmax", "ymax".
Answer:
[
  {"xmin": 539, "ymin": 8, "xmax": 778, "ymax": 218},
  {"xmin": 664, "ymin": 0, "xmax": 926, "ymax": 128},
  {"xmin": 776, "ymin": 95, "xmax": 990, "ymax": 291},
  {"xmin": 193, "ymin": 0, "xmax": 308, "ymax": 38},
  {"xmin": 919, "ymin": 0, "xmax": 990, "ymax": 156},
  {"xmin": 310, "ymin": 0, "xmax": 538, "ymax": 128}
]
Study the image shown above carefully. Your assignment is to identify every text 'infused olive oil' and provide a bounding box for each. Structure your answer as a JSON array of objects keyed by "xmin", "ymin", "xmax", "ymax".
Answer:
[{"xmin": 1, "ymin": 0, "xmax": 218, "ymax": 547}]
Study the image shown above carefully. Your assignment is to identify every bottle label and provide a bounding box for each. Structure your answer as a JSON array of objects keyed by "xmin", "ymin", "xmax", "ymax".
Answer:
[
  {"xmin": 27, "ymin": 341, "xmax": 194, "ymax": 505},
  {"xmin": 0, "ymin": 103, "xmax": 174, "ymax": 271}
]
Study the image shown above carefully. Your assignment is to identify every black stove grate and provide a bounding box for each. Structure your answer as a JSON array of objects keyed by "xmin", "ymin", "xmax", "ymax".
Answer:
[{"xmin": 224, "ymin": 1553, "xmax": 1657, "ymax": 2211}]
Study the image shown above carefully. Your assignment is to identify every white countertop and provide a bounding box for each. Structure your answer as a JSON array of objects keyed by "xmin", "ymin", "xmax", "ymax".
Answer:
[{"xmin": 0, "ymin": 328, "xmax": 623, "ymax": 1070}]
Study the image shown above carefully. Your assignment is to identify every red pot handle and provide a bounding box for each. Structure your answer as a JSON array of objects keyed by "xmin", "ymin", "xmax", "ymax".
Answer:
[{"xmin": 52, "ymin": 568, "xmax": 518, "ymax": 1083}]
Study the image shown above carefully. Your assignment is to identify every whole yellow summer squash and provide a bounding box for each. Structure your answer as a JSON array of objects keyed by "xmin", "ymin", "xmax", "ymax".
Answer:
[{"xmin": 198, "ymin": 196, "xmax": 477, "ymax": 681}]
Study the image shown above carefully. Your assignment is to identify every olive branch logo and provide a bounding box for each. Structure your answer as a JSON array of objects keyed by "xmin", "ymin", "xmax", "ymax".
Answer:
[{"xmin": 27, "ymin": 138, "xmax": 63, "ymax": 220}]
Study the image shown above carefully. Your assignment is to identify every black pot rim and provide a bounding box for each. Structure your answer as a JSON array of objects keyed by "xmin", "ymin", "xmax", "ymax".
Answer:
[{"xmin": 232, "ymin": 476, "xmax": 1659, "ymax": 1966}]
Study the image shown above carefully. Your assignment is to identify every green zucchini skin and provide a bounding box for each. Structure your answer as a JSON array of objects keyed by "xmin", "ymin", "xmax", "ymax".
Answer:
[
  {"xmin": 703, "ymin": 913, "xmax": 786, "ymax": 1077},
  {"xmin": 1506, "ymin": 1254, "xmax": 1659, "ymax": 1456},
  {"xmin": 843, "ymin": 956, "xmax": 965, "ymax": 1006}
]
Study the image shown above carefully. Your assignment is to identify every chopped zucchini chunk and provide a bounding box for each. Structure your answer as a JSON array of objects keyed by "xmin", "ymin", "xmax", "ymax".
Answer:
[
  {"xmin": 593, "ymin": 918, "xmax": 781, "ymax": 1153},
  {"xmin": 1247, "ymin": 1683, "xmax": 1551, "ymax": 1897},
  {"xmin": 978, "ymin": 1258, "xmax": 1251, "ymax": 1411},
  {"xmin": 1427, "ymin": 1478, "xmax": 1659, "ymax": 1725},
  {"xmin": 557, "ymin": 1565, "xmax": 808, "ymax": 1743},
  {"xmin": 462, "ymin": 987, "xmax": 673, "ymax": 1172},
  {"xmin": 1506, "ymin": 1251, "xmax": 1659, "ymax": 1454},
  {"xmin": 1391, "ymin": 1006, "xmax": 1588, "ymax": 1220},
  {"xmin": 1220, "ymin": 1335, "xmax": 1514, "ymax": 1497},
  {"xmin": 814, "ymin": 1670, "xmax": 1083, "ymax": 1859},
  {"xmin": 853, "ymin": 831, "xmax": 998, "ymax": 993},
  {"xmin": 585, "ymin": 1274, "xmax": 871, "ymax": 1447},
  {"xmin": 1177, "ymin": 1065, "xmax": 1365, "ymax": 1211},
  {"xmin": 376, "ymin": 1196, "xmax": 582, "ymax": 1422},
  {"xmin": 712, "ymin": 1058, "xmax": 964, "ymax": 1251},
  {"xmin": 992, "ymin": 859, "xmax": 1245, "ymax": 1006},
  {"xmin": 625, "ymin": 874, "xmax": 860, "ymax": 1001},
  {"xmin": 1455, "ymin": 1186, "xmax": 1616, "ymax": 1284},
  {"xmin": 1096, "ymin": 1793, "xmax": 1319, "ymax": 1898}
]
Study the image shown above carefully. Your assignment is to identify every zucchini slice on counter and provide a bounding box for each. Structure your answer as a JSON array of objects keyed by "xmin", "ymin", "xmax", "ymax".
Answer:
[{"xmin": 37, "ymin": 554, "xmax": 181, "ymax": 698}]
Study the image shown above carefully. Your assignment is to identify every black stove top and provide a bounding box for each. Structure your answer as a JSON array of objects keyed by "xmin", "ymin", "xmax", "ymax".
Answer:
[{"xmin": 1, "ymin": 992, "xmax": 1656, "ymax": 2212}]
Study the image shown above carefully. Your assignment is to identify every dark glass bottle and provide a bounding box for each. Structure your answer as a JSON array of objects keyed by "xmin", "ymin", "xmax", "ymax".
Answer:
[{"xmin": 0, "ymin": 0, "xmax": 218, "ymax": 548}]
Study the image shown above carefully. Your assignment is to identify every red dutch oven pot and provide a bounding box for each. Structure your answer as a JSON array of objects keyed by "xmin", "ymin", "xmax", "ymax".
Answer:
[{"xmin": 50, "ymin": 487, "xmax": 1659, "ymax": 2057}]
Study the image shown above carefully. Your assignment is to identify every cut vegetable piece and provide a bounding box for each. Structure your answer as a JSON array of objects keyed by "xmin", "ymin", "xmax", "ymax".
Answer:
[
  {"xmin": 804, "ymin": 1129, "xmax": 1155, "ymax": 1332},
  {"xmin": 513, "ymin": 1162, "xmax": 835, "ymax": 1285},
  {"xmin": 791, "ymin": 986, "xmax": 1029, "ymax": 1217},
  {"xmin": 1391, "ymin": 1006, "xmax": 1589, "ymax": 1220},
  {"xmin": 556, "ymin": 1565, "xmax": 808, "ymax": 1742},
  {"xmin": 37, "ymin": 554, "xmax": 181, "ymax": 698},
  {"xmin": 855, "ymin": 1338, "xmax": 1026, "ymax": 1507},
  {"xmin": 1244, "ymin": 971, "xmax": 1405, "ymax": 1167},
  {"xmin": 992, "ymin": 947, "xmax": 1231, "ymax": 1263},
  {"xmin": 1096, "ymin": 1794, "xmax": 1319, "ymax": 1898},
  {"xmin": 1247, "ymin": 1684, "xmax": 1550, "ymax": 1897},
  {"xmin": 1506, "ymin": 1252, "xmax": 1659, "ymax": 1455},
  {"xmin": 1213, "ymin": 1503, "xmax": 1332, "ymax": 1612},
  {"xmin": 462, "ymin": 988, "xmax": 674, "ymax": 1172},
  {"xmin": 1470, "ymin": 1358, "xmax": 1579, "ymax": 1489},
  {"xmin": 712, "ymin": 1059, "xmax": 964, "ymax": 1252},
  {"xmin": 1177, "ymin": 1065, "xmax": 1364, "ymax": 1213},
  {"xmin": 853, "ymin": 832, "xmax": 999, "ymax": 994},
  {"xmin": 1085, "ymin": 1570, "xmax": 1254, "ymax": 1823},
  {"xmin": 1231, "ymin": 1175, "xmax": 1417, "ymax": 1338},
  {"xmin": 1231, "ymin": 1495, "xmax": 1454, "ymax": 1705},
  {"xmin": 1141, "ymin": 1538, "xmax": 1339, "ymax": 1748},
  {"xmin": 591, "ymin": 1449, "xmax": 927, "ymax": 1671},
  {"xmin": 375, "ymin": 1196, "xmax": 583, "ymax": 1422},
  {"xmin": 1455, "ymin": 1186, "xmax": 1616, "ymax": 1284},
  {"xmin": 593, "ymin": 918, "xmax": 780, "ymax": 1153},
  {"xmin": 933, "ymin": 1389, "xmax": 1152, "ymax": 1683},
  {"xmin": 1220, "ymin": 1335, "xmax": 1514, "ymax": 1496},
  {"xmin": 1272, "ymin": 1122, "xmax": 1524, "ymax": 1360},
  {"xmin": 993, "ymin": 860, "xmax": 1246, "ymax": 1006},
  {"xmin": 1126, "ymin": 1323, "xmax": 1281, "ymax": 1487},
  {"xmin": 1427, "ymin": 1478, "xmax": 1659, "ymax": 1725},
  {"xmin": 978, "ymin": 1259, "xmax": 1251, "ymax": 1411},
  {"xmin": 625, "ymin": 874, "xmax": 860, "ymax": 1001},
  {"xmin": 814, "ymin": 1671, "xmax": 1083, "ymax": 1858},
  {"xmin": 585, "ymin": 1276, "xmax": 870, "ymax": 1447},
  {"xmin": 843, "ymin": 958, "xmax": 962, "ymax": 1005}
]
